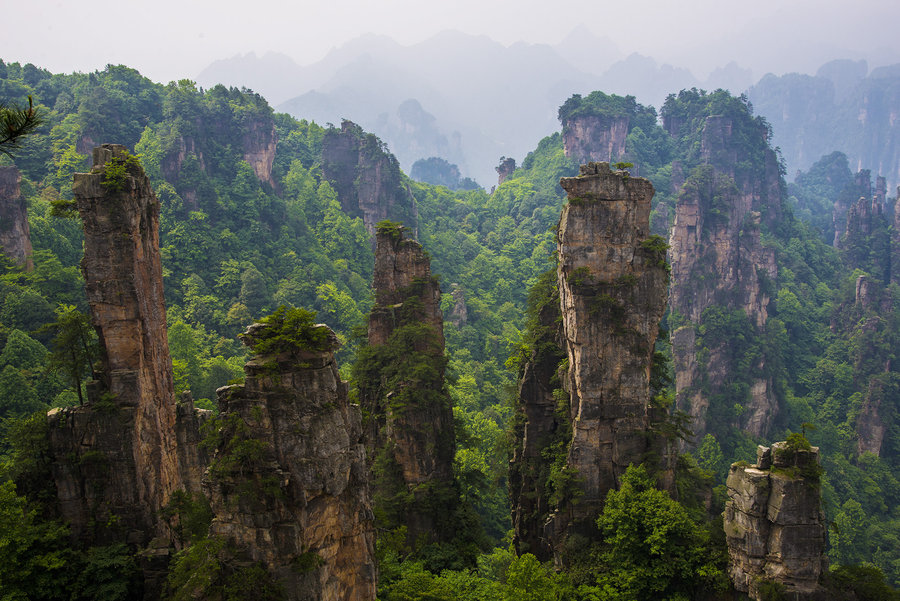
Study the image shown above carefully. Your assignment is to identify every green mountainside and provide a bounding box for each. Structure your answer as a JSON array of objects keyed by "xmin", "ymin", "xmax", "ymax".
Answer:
[{"xmin": 0, "ymin": 60, "xmax": 899, "ymax": 599}]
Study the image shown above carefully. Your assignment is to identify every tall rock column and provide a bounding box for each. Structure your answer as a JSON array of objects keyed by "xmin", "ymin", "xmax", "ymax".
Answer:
[
  {"xmin": 71, "ymin": 144, "xmax": 182, "ymax": 524},
  {"xmin": 666, "ymin": 109, "xmax": 781, "ymax": 442},
  {"xmin": 357, "ymin": 222, "xmax": 458, "ymax": 547},
  {"xmin": 548, "ymin": 162, "xmax": 669, "ymax": 546},
  {"xmin": 724, "ymin": 441, "xmax": 827, "ymax": 600},
  {"xmin": 204, "ymin": 315, "xmax": 376, "ymax": 601},
  {"xmin": 0, "ymin": 166, "xmax": 34, "ymax": 270}
]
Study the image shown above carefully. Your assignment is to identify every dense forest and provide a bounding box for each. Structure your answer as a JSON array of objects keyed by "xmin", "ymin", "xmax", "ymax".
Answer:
[{"xmin": 0, "ymin": 59, "xmax": 899, "ymax": 600}]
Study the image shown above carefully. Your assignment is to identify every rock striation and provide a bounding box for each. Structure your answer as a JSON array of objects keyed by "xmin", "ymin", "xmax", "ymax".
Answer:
[
  {"xmin": 562, "ymin": 114, "xmax": 629, "ymax": 165},
  {"xmin": 321, "ymin": 121, "xmax": 418, "ymax": 236},
  {"xmin": 667, "ymin": 111, "xmax": 781, "ymax": 440},
  {"xmin": 357, "ymin": 222, "xmax": 457, "ymax": 547},
  {"xmin": 724, "ymin": 442, "xmax": 827, "ymax": 600},
  {"xmin": 205, "ymin": 317, "xmax": 376, "ymax": 601},
  {"xmin": 551, "ymin": 162, "xmax": 669, "ymax": 543},
  {"xmin": 0, "ymin": 166, "xmax": 34, "ymax": 270},
  {"xmin": 511, "ymin": 163, "xmax": 669, "ymax": 560},
  {"xmin": 46, "ymin": 146, "xmax": 185, "ymax": 551}
]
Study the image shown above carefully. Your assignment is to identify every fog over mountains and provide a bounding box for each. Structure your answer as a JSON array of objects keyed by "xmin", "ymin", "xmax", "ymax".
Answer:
[{"xmin": 196, "ymin": 28, "xmax": 899, "ymax": 188}]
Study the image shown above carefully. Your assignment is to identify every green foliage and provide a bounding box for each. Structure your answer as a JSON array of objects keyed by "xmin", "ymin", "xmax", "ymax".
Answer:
[
  {"xmin": 101, "ymin": 150, "xmax": 143, "ymax": 192},
  {"xmin": 165, "ymin": 536, "xmax": 283, "ymax": 601},
  {"xmin": 250, "ymin": 305, "xmax": 330, "ymax": 355},
  {"xmin": 591, "ymin": 464, "xmax": 728, "ymax": 600},
  {"xmin": 160, "ymin": 490, "xmax": 214, "ymax": 547}
]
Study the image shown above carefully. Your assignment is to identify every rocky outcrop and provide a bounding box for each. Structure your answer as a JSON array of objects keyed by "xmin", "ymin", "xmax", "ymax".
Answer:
[
  {"xmin": 357, "ymin": 223, "xmax": 457, "ymax": 547},
  {"xmin": 321, "ymin": 121, "xmax": 418, "ymax": 236},
  {"xmin": 668, "ymin": 112, "xmax": 782, "ymax": 440},
  {"xmin": 496, "ymin": 157, "xmax": 516, "ymax": 186},
  {"xmin": 70, "ymin": 145, "xmax": 182, "ymax": 522},
  {"xmin": 509, "ymin": 273, "xmax": 565, "ymax": 561},
  {"xmin": 562, "ymin": 114, "xmax": 629, "ymax": 164},
  {"xmin": 205, "ymin": 318, "xmax": 376, "ymax": 601},
  {"xmin": 0, "ymin": 166, "xmax": 33, "ymax": 270},
  {"xmin": 724, "ymin": 442, "xmax": 827, "ymax": 600},
  {"xmin": 242, "ymin": 117, "xmax": 277, "ymax": 187},
  {"xmin": 532, "ymin": 162, "xmax": 669, "ymax": 554},
  {"xmin": 47, "ymin": 145, "xmax": 184, "ymax": 550}
]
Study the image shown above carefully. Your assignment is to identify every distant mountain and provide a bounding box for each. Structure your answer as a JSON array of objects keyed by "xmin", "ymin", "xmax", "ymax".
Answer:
[
  {"xmin": 195, "ymin": 30, "xmax": 759, "ymax": 186},
  {"xmin": 749, "ymin": 60, "xmax": 900, "ymax": 187}
]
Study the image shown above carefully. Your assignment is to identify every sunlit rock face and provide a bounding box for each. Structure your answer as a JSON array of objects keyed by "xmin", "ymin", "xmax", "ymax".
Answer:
[
  {"xmin": 724, "ymin": 443, "xmax": 827, "ymax": 600},
  {"xmin": 205, "ymin": 321, "xmax": 376, "ymax": 601},
  {"xmin": 512, "ymin": 162, "xmax": 668, "ymax": 558}
]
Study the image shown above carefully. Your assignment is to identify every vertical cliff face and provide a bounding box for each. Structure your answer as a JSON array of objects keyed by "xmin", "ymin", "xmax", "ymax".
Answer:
[
  {"xmin": 205, "ymin": 318, "xmax": 376, "ymax": 601},
  {"xmin": 357, "ymin": 223, "xmax": 457, "ymax": 546},
  {"xmin": 70, "ymin": 145, "xmax": 182, "ymax": 522},
  {"xmin": 724, "ymin": 442, "xmax": 827, "ymax": 600},
  {"xmin": 48, "ymin": 145, "xmax": 184, "ymax": 548},
  {"xmin": 241, "ymin": 117, "xmax": 277, "ymax": 187},
  {"xmin": 509, "ymin": 273, "xmax": 565, "ymax": 561},
  {"xmin": 0, "ymin": 166, "xmax": 34, "ymax": 270},
  {"xmin": 321, "ymin": 121, "xmax": 418, "ymax": 235},
  {"xmin": 668, "ymin": 114, "xmax": 781, "ymax": 440},
  {"xmin": 543, "ymin": 162, "xmax": 668, "ymax": 548},
  {"xmin": 561, "ymin": 115, "xmax": 629, "ymax": 164}
]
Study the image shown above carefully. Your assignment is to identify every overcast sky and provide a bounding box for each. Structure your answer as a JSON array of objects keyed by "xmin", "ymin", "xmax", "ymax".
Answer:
[{"xmin": 4, "ymin": 0, "xmax": 900, "ymax": 83}]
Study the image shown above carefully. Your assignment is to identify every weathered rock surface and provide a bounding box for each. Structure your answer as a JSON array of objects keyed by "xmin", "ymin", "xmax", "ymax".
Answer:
[
  {"xmin": 509, "ymin": 277, "xmax": 565, "ymax": 561},
  {"xmin": 562, "ymin": 115, "xmax": 629, "ymax": 164},
  {"xmin": 205, "ymin": 321, "xmax": 376, "ymax": 601},
  {"xmin": 668, "ymin": 113, "xmax": 781, "ymax": 440},
  {"xmin": 321, "ymin": 121, "xmax": 418, "ymax": 235},
  {"xmin": 242, "ymin": 117, "xmax": 278, "ymax": 187},
  {"xmin": 0, "ymin": 166, "xmax": 33, "ymax": 270},
  {"xmin": 724, "ymin": 443, "xmax": 827, "ymax": 600},
  {"xmin": 544, "ymin": 162, "xmax": 669, "ymax": 551},
  {"xmin": 69, "ymin": 145, "xmax": 183, "ymax": 524},
  {"xmin": 359, "ymin": 224, "xmax": 457, "ymax": 545}
]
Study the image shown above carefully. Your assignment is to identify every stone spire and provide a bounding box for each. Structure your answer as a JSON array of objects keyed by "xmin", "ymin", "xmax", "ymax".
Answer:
[{"xmin": 0, "ymin": 166, "xmax": 34, "ymax": 270}]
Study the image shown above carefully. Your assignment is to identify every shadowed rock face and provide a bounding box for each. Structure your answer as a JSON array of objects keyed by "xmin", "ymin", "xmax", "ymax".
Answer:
[
  {"xmin": 510, "ymin": 163, "xmax": 669, "ymax": 558},
  {"xmin": 205, "ymin": 322, "xmax": 376, "ymax": 601},
  {"xmin": 724, "ymin": 443, "xmax": 827, "ymax": 600},
  {"xmin": 321, "ymin": 121, "xmax": 418, "ymax": 236},
  {"xmin": 359, "ymin": 224, "xmax": 457, "ymax": 545},
  {"xmin": 668, "ymin": 114, "xmax": 781, "ymax": 440},
  {"xmin": 0, "ymin": 166, "xmax": 33, "ymax": 270}
]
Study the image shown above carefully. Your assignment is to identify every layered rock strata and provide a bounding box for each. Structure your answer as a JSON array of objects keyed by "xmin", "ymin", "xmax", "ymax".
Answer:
[
  {"xmin": 724, "ymin": 443, "xmax": 827, "ymax": 600},
  {"xmin": 46, "ymin": 146, "xmax": 186, "ymax": 551},
  {"xmin": 0, "ymin": 166, "xmax": 34, "ymax": 270},
  {"xmin": 526, "ymin": 162, "xmax": 668, "ymax": 554},
  {"xmin": 321, "ymin": 121, "xmax": 418, "ymax": 236},
  {"xmin": 668, "ymin": 113, "xmax": 781, "ymax": 440},
  {"xmin": 562, "ymin": 115, "xmax": 629, "ymax": 164},
  {"xmin": 358, "ymin": 223, "xmax": 457, "ymax": 545},
  {"xmin": 205, "ymin": 320, "xmax": 376, "ymax": 601}
]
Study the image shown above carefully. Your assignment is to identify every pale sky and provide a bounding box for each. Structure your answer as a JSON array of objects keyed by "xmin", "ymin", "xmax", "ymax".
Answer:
[{"xmin": 4, "ymin": 0, "xmax": 900, "ymax": 83}]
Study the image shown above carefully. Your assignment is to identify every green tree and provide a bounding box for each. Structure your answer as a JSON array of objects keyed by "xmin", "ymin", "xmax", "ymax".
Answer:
[
  {"xmin": 593, "ymin": 464, "xmax": 727, "ymax": 600},
  {"xmin": 43, "ymin": 304, "xmax": 97, "ymax": 406},
  {"xmin": 0, "ymin": 95, "xmax": 42, "ymax": 157}
]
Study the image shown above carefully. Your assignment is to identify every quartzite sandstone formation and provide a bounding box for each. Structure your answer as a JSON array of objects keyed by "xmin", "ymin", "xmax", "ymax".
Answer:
[
  {"xmin": 321, "ymin": 121, "xmax": 418, "ymax": 236},
  {"xmin": 0, "ymin": 166, "xmax": 33, "ymax": 270},
  {"xmin": 358, "ymin": 223, "xmax": 457, "ymax": 546},
  {"xmin": 46, "ymin": 146, "xmax": 184, "ymax": 553},
  {"xmin": 667, "ymin": 112, "xmax": 781, "ymax": 440},
  {"xmin": 724, "ymin": 442, "xmax": 827, "ymax": 600},
  {"xmin": 205, "ymin": 318, "xmax": 376, "ymax": 601},
  {"xmin": 562, "ymin": 114, "xmax": 629, "ymax": 165},
  {"xmin": 513, "ymin": 162, "xmax": 669, "ymax": 558}
]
